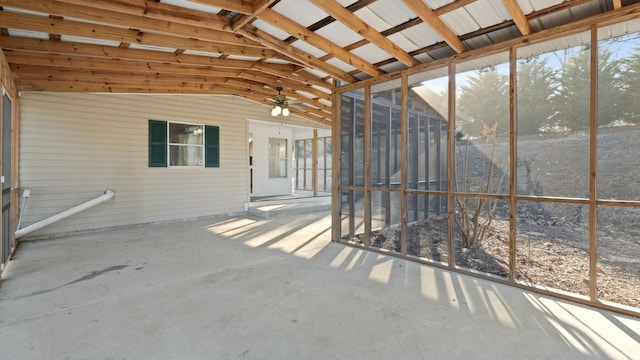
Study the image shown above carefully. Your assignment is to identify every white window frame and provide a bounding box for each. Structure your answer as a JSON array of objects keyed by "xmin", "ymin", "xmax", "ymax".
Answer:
[
  {"xmin": 269, "ymin": 137, "xmax": 288, "ymax": 178},
  {"xmin": 168, "ymin": 121, "xmax": 205, "ymax": 168}
]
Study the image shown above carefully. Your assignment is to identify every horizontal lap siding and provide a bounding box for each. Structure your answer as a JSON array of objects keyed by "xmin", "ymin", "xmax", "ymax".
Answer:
[{"xmin": 18, "ymin": 93, "xmax": 268, "ymax": 237}]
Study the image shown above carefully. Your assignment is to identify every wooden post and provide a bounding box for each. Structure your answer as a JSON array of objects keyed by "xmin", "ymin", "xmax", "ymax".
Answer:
[
  {"xmin": 509, "ymin": 46, "xmax": 517, "ymax": 281},
  {"xmin": 400, "ymin": 73, "xmax": 408, "ymax": 255},
  {"xmin": 312, "ymin": 129, "xmax": 318, "ymax": 197},
  {"xmin": 447, "ymin": 63, "xmax": 455, "ymax": 267},
  {"xmin": 588, "ymin": 25, "xmax": 598, "ymax": 301},
  {"xmin": 331, "ymin": 90, "xmax": 342, "ymax": 242},
  {"xmin": 363, "ymin": 86, "xmax": 371, "ymax": 247}
]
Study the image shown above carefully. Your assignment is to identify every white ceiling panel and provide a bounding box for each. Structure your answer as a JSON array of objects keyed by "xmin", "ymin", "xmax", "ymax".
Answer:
[
  {"xmin": 378, "ymin": 61, "xmax": 407, "ymax": 74},
  {"xmin": 160, "ymin": 0, "xmax": 221, "ymax": 14},
  {"xmin": 315, "ymin": 21, "xmax": 364, "ymax": 48},
  {"xmin": 441, "ymin": 9, "xmax": 480, "ymax": 35},
  {"xmin": 351, "ymin": 43, "xmax": 392, "ymax": 64},
  {"xmin": 128, "ymin": 44, "xmax": 177, "ymax": 53},
  {"xmin": 353, "ymin": 7, "xmax": 393, "ymax": 32},
  {"xmin": 598, "ymin": 18, "xmax": 640, "ymax": 41},
  {"xmin": 272, "ymin": 0, "xmax": 329, "ymax": 28},
  {"xmin": 225, "ymin": 55, "xmax": 262, "ymax": 62},
  {"xmin": 182, "ymin": 50, "xmax": 223, "ymax": 57},
  {"xmin": 60, "ymin": 35, "xmax": 121, "ymax": 47},
  {"xmin": 526, "ymin": 0, "xmax": 566, "ymax": 12},
  {"xmin": 466, "ymin": 0, "xmax": 511, "ymax": 28},
  {"xmin": 399, "ymin": 23, "xmax": 442, "ymax": 48},
  {"xmin": 8, "ymin": 29, "xmax": 49, "ymax": 40},
  {"xmin": 291, "ymin": 41, "xmax": 327, "ymax": 58},
  {"xmin": 364, "ymin": 0, "xmax": 417, "ymax": 27},
  {"xmin": 252, "ymin": 19, "xmax": 293, "ymax": 41},
  {"xmin": 387, "ymin": 33, "xmax": 420, "ymax": 53},
  {"xmin": 425, "ymin": 0, "xmax": 455, "ymax": 9},
  {"xmin": 325, "ymin": 57, "xmax": 358, "ymax": 73}
]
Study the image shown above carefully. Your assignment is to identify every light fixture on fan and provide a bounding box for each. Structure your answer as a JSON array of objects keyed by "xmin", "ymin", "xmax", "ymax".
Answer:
[{"xmin": 271, "ymin": 86, "xmax": 290, "ymax": 117}]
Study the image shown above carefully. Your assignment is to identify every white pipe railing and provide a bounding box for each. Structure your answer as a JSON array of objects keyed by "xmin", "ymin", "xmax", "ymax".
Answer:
[{"xmin": 15, "ymin": 189, "xmax": 115, "ymax": 239}]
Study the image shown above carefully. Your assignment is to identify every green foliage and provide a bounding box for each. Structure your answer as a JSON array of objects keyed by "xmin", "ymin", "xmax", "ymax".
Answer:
[
  {"xmin": 457, "ymin": 68, "xmax": 509, "ymax": 137},
  {"xmin": 620, "ymin": 46, "xmax": 640, "ymax": 124},
  {"xmin": 516, "ymin": 57, "xmax": 558, "ymax": 134}
]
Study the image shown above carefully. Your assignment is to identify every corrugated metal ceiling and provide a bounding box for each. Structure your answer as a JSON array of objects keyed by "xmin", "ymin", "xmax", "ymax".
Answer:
[{"xmin": 0, "ymin": 0, "xmax": 634, "ymax": 125}]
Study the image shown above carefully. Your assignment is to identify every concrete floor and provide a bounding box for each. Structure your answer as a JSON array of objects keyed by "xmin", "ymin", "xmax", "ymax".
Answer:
[{"xmin": 1, "ymin": 209, "xmax": 639, "ymax": 359}]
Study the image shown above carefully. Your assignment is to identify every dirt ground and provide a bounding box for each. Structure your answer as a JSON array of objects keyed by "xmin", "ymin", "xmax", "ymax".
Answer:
[{"xmin": 356, "ymin": 126, "xmax": 640, "ymax": 309}]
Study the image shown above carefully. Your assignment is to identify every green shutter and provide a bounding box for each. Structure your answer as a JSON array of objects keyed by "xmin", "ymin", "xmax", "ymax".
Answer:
[
  {"xmin": 148, "ymin": 120, "xmax": 167, "ymax": 167},
  {"xmin": 205, "ymin": 125, "xmax": 220, "ymax": 168}
]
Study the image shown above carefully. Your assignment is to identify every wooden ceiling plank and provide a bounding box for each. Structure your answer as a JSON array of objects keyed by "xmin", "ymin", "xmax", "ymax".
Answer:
[
  {"xmin": 0, "ymin": 36, "xmax": 308, "ymax": 81},
  {"xmin": 401, "ymin": 0, "xmax": 467, "ymax": 53},
  {"xmin": 0, "ymin": 12, "xmax": 283, "ymax": 59},
  {"xmin": 258, "ymin": 8, "xmax": 383, "ymax": 77},
  {"xmin": 0, "ymin": 0, "xmax": 261, "ymax": 48},
  {"xmin": 501, "ymin": 0, "xmax": 532, "ymax": 35},
  {"xmin": 308, "ymin": 0, "xmax": 418, "ymax": 67},
  {"xmin": 51, "ymin": 0, "xmax": 229, "ymax": 31}
]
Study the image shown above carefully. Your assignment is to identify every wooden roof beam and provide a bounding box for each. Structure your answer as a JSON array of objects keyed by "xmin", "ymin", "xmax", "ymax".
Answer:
[
  {"xmin": 401, "ymin": 0, "xmax": 467, "ymax": 53},
  {"xmin": 237, "ymin": 25, "xmax": 357, "ymax": 83},
  {"xmin": 258, "ymin": 8, "xmax": 383, "ymax": 77},
  {"xmin": 501, "ymin": 0, "xmax": 532, "ymax": 35},
  {"xmin": 0, "ymin": 0, "xmax": 261, "ymax": 48},
  {"xmin": 190, "ymin": 0, "xmax": 254, "ymax": 15},
  {"xmin": 0, "ymin": 12, "xmax": 281, "ymax": 59},
  {"xmin": 308, "ymin": 0, "xmax": 419, "ymax": 67},
  {"xmin": 51, "ymin": 0, "xmax": 228, "ymax": 31},
  {"xmin": 231, "ymin": 0, "xmax": 277, "ymax": 31},
  {"xmin": 0, "ymin": 36, "xmax": 297, "ymax": 74}
]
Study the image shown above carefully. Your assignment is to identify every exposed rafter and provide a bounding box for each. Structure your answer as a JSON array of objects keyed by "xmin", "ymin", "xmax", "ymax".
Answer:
[
  {"xmin": 401, "ymin": 0, "xmax": 467, "ymax": 54},
  {"xmin": 308, "ymin": 0, "xmax": 419, "ymax": 67},
  {"xmin": 501, "ymin": 0, "xmax": 532, "ymax": 35}
]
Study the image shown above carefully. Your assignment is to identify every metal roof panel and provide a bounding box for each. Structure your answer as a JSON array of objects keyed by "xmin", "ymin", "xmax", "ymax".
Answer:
[
  {"xmin": 315, "ymin": 21, "xmax": 364, "ymax": 48},
  {"xmin": 272, "ymin": 0, "xmax": 330, "ymax": 28},
  {"xmin": 364, "ymin": 0, "xmax": 419, "ymax": 27},
  {"xmin": 351, "ymin": 43, "xmax": 394, "ymax": 64},
  {"xmin": 440, "ymin": 8, "xmax": 480, "ymax": 35}
]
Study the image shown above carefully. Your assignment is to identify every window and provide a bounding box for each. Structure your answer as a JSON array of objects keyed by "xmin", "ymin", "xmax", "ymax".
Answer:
[
  {"xmin": 269, "ymin": 138, "xmax": 287, "ymax": 178},
  {"xmin": 148, "ymin": 120, "xmax": 219, "ymax": 168}
]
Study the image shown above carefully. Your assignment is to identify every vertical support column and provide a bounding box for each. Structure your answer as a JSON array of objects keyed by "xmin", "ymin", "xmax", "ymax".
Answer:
[
  {"xmin": 331, "ymin": 90, "xmax": 342, "ymax": 242},
  {"xmin": 312, "ymin": 129, "xmax": 318, "ymax": 197},
  {"xmin": 400, "ymin": 73, "xmax": 408, "ymax": 255},
  {"xmin": 385, "ymin": 107, "xmax": 391, "ymax": 226},
  {"xmin": 509, "ymin": 47, "xmax": 517, "ymax": 282},
  {"xmin": 447, "ymin": 63, "xmax": 455, "ymax": 267},
  {"xmin": 363, "ymin": 86, "xmax": 371, "ymax": 247},
  {"xmin": 588, "ymin": 25, "xmax": 598, "ymax": 301}
]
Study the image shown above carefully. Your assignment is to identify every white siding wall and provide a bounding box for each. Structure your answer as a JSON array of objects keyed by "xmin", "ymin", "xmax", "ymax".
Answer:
[{"xmin": 18, "ymin": 92, "xmax": 307, "ymax": 237}]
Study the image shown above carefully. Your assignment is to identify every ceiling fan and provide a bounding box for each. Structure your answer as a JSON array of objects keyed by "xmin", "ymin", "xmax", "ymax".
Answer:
[{"xmin": 269, "ymin": 86, "xmax": 303, "ymax": 117}]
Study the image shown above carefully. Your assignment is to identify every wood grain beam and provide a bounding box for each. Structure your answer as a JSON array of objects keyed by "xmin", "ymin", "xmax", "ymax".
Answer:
[
  {"xmin": 237, "ymin": 25, "xmax": 357, "ymax": 83},
  {"xmin": 232, "ymin": 0, "xmax": 276, "ymax": 31},
  {"xmin": 613, "ymin": 0, "xmax": 622, "ymax": 9},
  {"xmin": 308, "ymin": 0, "xmax": 419, "ymax": 67},
  {"xmin": 401, "ymin": 0, "xmax": 467, "ymax": 53},
  {"xmin": 7, "ymin": 52, "xmax": 332, "ymax": 100},
  {"xmin": 0, "ymin": 0, "xmax": 260, "ymax": 48},
  {"xmin": 52, "ymin": 0, "xmax": 228, "ymax": 31},
  {"xmin": 0, "ymin": 36, "xmax": 297, "ymax": 74},
  {"xmin": 0, "ymin": 12, "xmax": 281, "ymax": 59},
  {"xmin": 501, "ymin": 0, "xmax": 532, "ymax": 35},
  {"xmin": 190, "ymin": 0, "xmax": 254, "ymax": 15},
  {"xmin": 258, "ymin": 8, "xmax": 383, "ymax": 77}
]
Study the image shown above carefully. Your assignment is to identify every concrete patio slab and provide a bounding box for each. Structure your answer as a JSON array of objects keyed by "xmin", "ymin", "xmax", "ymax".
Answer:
[{"xmin": 1, "ymin": 211, "xmax": 639, "ymax": 359}]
